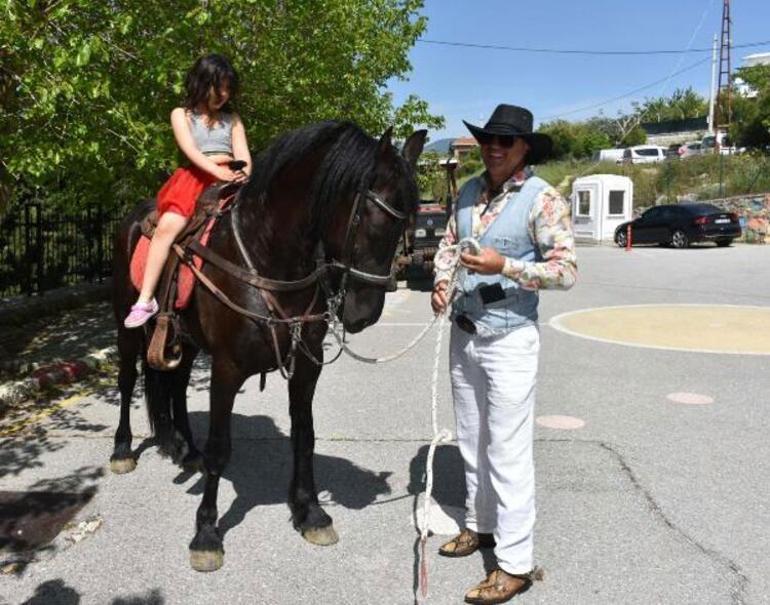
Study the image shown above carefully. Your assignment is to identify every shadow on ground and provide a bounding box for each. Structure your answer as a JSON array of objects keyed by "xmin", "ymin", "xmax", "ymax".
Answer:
[
  {"xmin": 0, "ymin": 302, "xmax": 115, "ymax": 372},
  {"xmin": 19, "ymin": 580, "xmax": 164, "ymax": 605},
  {"xmin": 178, "ymin": 412, "xmax": 394, "ymax": 538}
]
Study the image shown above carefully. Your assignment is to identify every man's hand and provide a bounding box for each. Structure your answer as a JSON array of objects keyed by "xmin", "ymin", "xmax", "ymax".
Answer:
[
  {"xmin": 460, "ymin": 247, "xmax": 505, "ymax": 275},
  {"xmin": 431, "ymin": 280, "xmax": 449, "ymax": 315}
]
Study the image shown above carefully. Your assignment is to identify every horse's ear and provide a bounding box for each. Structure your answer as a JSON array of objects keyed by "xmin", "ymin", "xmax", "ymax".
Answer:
[
  {"xmin": 377, "ymin": 126, "xmax": 394, "ymax": 154},
  {"xmin": 402, "ymin": 129, "xmax": 427, "ymax": 170}
]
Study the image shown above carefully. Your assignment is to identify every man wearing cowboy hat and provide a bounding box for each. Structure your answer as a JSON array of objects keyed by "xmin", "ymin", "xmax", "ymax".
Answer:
[{"xmin": 432, "ymin": 104, "xmax": 577, "ymax": 604}]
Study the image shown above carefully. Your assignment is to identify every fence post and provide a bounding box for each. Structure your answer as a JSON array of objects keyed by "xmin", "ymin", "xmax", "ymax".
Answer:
[
  {"xmin": 23, "ymin": 203, "xmax": 32, "ymax": 296},
  {"xmin": 35, "ymin": 201, "xmax": 43, "ymax": 295},
  {"xmin": 96, "ymin": 203, "xmax": 104, "ymax": 283}
]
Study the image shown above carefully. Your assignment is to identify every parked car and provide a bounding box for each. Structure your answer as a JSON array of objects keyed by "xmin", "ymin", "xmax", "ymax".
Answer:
[
  {"xmin": 393, "ymin": 200, "xmax": 448, "ymax": 281},
  {"xmin": 677, "ymin": 141, "xmax": 703, "ymax": 158},
  {"xmin": 619, "ymin": 145, "xmax": 667, "ymax": 164},
  {"xmin": 701, "ymin": 131, "xmax": 744, "ymax": 155},
  {"xmin": 614, "ymin": 203, "xmax": 741, "ymax": 249},
  {"xmin": 665, "ymin": 144, "xmax": 681, "ymax": 159},
  {"xmin": 592, "ymin": 148, "xmax": 626, "ymax": 163}
]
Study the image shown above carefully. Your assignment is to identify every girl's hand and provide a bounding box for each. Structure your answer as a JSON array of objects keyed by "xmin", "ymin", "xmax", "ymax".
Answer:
[
  {"xmin": 232, "ymin": 168, "xmax": 248, "ymax": 183},
  {"xmin": 460, "ymin": 247, "xmax": 505, "ymax": 275},
  {"xmin": 213, "ymin": 165, "xmax": 237, "ymax": 182}
]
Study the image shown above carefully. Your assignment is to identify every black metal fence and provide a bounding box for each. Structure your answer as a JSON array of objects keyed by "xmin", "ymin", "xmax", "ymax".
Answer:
[
  {"xmin": 0, "ymin": 201, "xmax": 124, "ymax": 297},
  {"xmin": 640, "ymin": 116, "xmax": 709, "ymax": 135}
]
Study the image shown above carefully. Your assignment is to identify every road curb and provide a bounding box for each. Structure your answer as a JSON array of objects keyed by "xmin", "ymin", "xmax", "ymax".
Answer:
[
  {"xmin": 0, "ymin": 281, "xmax": 111, "ymax": 327},
  {"xmin": 0, "ymin": 346, "xmax": 117, "ymax": 411}
]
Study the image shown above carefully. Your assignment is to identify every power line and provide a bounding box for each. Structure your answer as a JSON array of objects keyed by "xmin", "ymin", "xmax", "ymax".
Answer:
[
  {"xmin": 539, "ymin": 56, "xmax": 711, "ymax": 121},
  {"xmin": 417, "ymin": 38, "xmax": 770, "ymax": 56}
]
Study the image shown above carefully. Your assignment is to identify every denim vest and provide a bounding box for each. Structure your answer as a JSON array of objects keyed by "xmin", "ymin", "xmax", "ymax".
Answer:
[{"xmin": 452, "ymin": 175, "xmax": 549, "ymax": 337}]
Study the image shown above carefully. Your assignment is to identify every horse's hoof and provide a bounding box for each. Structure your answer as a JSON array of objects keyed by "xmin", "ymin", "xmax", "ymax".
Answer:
[
  {"xmin": 190, "ymin": 549, "xmax": 224, "ymax": 572},
  {"xmin": 302, "ymin": 524, "xmax": 339, "ymax": 546},
  {"xmin": 181, "ymin": 452, "xmax": 204, "ymax": 473},
  {"xmin": 109, "ymin": 457, "xmax": 137, "ymax": 475}
]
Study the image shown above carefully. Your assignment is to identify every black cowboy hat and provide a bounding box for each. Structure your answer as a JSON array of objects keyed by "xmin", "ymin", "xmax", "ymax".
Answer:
[{"xmin": 463, "ymin": 104, "xmax": 553, "ymax": 164}]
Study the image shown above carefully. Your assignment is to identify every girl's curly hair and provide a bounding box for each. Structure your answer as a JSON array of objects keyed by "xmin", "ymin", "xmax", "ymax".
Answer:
[{"xmin": 183, "ymin": 54, "xmax": 239, "ymax": 113}]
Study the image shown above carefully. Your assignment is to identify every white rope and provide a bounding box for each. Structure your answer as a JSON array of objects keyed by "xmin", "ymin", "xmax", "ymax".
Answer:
[
  {"xmin": 328, "ymin": 237, "xmax": 480, "ymax": 365},
  {"xmin": 327, "ymin": 237, "xmax": 480, "ymax": 601},
  {"xmin": 329, "ymin": 315, "xmax": 439, "ymax": 363},
  {"xmin": 416, "ymin": 237, "xmax": 480, "ymax": 602}
]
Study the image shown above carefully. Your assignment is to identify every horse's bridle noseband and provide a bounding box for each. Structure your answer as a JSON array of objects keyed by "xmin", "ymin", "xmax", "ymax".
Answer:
[{"xmin": 331, "ymin": 187, "xmax": 408, "ymax": 287}]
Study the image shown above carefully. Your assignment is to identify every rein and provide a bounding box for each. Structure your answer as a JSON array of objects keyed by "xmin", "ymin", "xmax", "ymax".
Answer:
[{"xmin": 174, "ymin": 183, "xmax": 409, "ymax": 379}]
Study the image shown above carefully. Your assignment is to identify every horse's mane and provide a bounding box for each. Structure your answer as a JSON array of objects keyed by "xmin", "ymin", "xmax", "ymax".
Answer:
[{"xmin": 242, "ymin": 121, "xmax": 382, "ymax": 230}]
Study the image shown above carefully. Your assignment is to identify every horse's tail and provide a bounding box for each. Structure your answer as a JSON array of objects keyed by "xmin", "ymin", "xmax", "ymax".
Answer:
[{"xmin": 143, "ymin": 359, "xmax": 176, "ymax": 455}]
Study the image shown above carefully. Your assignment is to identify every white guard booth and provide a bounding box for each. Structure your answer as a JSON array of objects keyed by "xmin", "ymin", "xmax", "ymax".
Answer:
[{"xmin": 570, "ymin": 174, "xmax": 633, "ymax": 242}]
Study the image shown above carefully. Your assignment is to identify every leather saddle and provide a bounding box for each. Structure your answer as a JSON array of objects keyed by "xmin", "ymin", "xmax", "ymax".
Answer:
[{"xmin": 141, "ymin": 179, "xmax": 242, "ymax": 371}]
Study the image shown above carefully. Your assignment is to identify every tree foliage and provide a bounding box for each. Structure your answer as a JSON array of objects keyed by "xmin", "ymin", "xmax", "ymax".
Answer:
[
  {"xmin": 537, "ymin": 118, "xmax": 643, "ymax": 161},
  {"xmin": 731, "ymin": 65, "xmax": 770, "ymax": 149},
  {"xmin": 0, "ymin": 0, "xmax": 443, "ymax": 211},
  {"xmin": 635, "ymin": 87, "xmax": 708, "ymax": 123}
]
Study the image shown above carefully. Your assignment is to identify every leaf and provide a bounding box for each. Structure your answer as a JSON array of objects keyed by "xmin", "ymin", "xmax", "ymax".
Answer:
[{"xmin": 75, "ymin": 42, "xmax": 92, "ymax": 67}]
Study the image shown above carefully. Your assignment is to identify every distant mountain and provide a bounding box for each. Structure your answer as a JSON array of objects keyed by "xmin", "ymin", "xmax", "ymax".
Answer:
[{"xmin": 424, "ymin": 137, "xmax": 454, "ymax": 154}]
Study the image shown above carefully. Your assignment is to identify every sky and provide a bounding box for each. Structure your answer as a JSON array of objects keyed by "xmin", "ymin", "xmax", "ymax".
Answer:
[{"xmin": 386, "ymin": 0, "xmax": 770, "ymax": 142}]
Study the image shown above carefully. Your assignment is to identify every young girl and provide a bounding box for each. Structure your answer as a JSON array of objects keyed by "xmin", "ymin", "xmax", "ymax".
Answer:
[{"xmin": 124, "ymin": 54, "xmax": 252, "ymax": 328}]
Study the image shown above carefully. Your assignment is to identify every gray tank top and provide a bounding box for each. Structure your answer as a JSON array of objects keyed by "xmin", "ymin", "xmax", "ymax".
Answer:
[{"xmin": 189, "ymin": 111, "xmax": 233, "ymax": 155}]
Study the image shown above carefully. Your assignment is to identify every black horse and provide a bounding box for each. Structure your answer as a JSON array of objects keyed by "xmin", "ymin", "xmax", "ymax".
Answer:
[{"xmin": 110, "ymin": 121, "xmax": 426, "ymax": 571}]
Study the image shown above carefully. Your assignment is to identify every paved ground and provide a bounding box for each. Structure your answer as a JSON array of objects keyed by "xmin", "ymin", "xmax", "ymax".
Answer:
[{"xmin": 1, "ymin": 244, "xmax": 769, "ymax": 604}]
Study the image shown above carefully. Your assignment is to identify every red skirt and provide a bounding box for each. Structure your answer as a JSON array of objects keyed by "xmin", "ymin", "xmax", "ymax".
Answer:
[{"xmin": 156, "ymin": 165, "xmax": 217, "ymax": 218}]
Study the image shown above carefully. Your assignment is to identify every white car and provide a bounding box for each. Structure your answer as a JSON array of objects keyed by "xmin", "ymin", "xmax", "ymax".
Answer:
[
  {"xmin": 592, "ymin": 148, "xmax": 625, "ymax": 163},
  {"xmin": 678, "ymin": 141, "xmax": 703, "ymax": 158},
  {"xmin": 619, "ymin": 145, "xmax": 667, "ymax": 164},
  {"xmin": 701, "ymin": 133, "xmax": 744, "ymax": 155}
]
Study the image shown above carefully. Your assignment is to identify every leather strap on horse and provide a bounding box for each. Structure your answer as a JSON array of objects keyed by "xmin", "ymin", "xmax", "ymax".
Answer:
[
  {"xmin": 173, "ymin": 244, "xmax": 327, "ymax": 325},
  {"xmin": 186, "ymin": 239, "xmax": 328, "ymax": 292},
  {"xmin": 147, "ymin": 312, "xmax": 182, "ymax": 371},
  {"xmin": 173, "ymin": 243, "xmax": 327, "ymax": 380},
  {"xmin": 146, "ymin": 244, "xmax": 185, "ymax": 371}
]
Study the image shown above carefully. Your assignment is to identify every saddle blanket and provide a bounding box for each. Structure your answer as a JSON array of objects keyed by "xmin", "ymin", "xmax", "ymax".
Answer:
[{"xmin": 129, "ymin": 219, "xmax": 218, "ymax": 310}]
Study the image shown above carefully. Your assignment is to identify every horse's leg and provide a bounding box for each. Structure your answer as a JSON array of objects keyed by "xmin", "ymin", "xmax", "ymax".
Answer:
[
  {"xmin": 189, "ymin": 358, "xmax": 243, "ymax": 572},
  {"xmin": 110, "ymin": 326, "xmax": 142, "ymax": 474},
  {"xmin": 170, "ymin": 344, "xmax": 203, "ymax": 471},
  {"xmin": 289, "ymin": 351, "xmax": 338, "ymax": 546}
]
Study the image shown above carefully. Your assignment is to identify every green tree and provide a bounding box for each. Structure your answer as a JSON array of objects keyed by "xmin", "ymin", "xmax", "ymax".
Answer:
[
  {"xmin": 537, "ymin": 120, "xmax": 579, "ymax": 160},
  {"xmin": 0, "ymin": 0, "xmax": 443, "ymax": 211},
  {"xmin": 731, "ymin": 65, "xmax": 770, "ymax": 149},
  {"xmin": 637, "ymin": 87, "xmax": 708, "ymax": 122},
  {"xmin": 537, "ymin": 119, "xmax": 618, "ymax": 160},
  {"xmin": 585, "ymin": 113, "xmax": 646, "ymax": 147}
]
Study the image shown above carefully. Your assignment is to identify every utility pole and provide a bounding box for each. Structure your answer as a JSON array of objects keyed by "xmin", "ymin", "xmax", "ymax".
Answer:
[
  {"xmin": 708, "ymin": 34, "xmax": 718, "ymax": 135},
  {"xmin": 715, "ymin": 0, "xmax": 733, "ymax": 136}
]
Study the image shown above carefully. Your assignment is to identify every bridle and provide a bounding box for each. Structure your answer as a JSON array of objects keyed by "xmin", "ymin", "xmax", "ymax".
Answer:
[{"xmin": 327, "ymin": 184, "xmax": 409, "ymax": 287}]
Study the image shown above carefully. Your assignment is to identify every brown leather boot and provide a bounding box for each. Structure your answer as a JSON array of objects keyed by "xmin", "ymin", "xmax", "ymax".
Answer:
[
  {"xmin": 438, "ymin": 528, "xmax": 496, "ymax": 557},
  {"xmin": 464, "ymin": 568, "xmax": 532, "ymax": 604}
]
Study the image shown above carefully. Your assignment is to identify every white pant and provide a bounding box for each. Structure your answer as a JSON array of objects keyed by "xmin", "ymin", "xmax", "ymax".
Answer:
[{"xmin": 450, "ymin": 322, "xmax": 540, "ymax": 575}]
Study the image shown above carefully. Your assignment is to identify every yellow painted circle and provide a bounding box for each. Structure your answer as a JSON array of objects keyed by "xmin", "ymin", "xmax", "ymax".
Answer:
[{"xmin": 550, "ymin": 305, "xmax": 770, "ymax": 355}]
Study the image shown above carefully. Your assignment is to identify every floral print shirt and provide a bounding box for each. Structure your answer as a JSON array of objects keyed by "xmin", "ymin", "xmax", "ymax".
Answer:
[{"xmin": 434, "ymin": 168, "xmax": 577, "ymax": 291}]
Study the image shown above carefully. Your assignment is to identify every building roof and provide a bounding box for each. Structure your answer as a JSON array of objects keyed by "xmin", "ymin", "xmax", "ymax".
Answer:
[
  {"xmin": 743, "ymin": 52, "xmax": 770, "ymax": 68},
  {"xmin": 451, "ymin": 137, "xmax": 478, "ymax": 148}
]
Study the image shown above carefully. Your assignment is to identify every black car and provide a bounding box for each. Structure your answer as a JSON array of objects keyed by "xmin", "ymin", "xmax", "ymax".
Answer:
[{"xmin": 615, "ymin": 203, "xmax": 741, "ymax": 249}]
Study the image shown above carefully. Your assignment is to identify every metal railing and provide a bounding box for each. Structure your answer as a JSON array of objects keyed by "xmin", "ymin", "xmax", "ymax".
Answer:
[{"xmin": 0, "ymin": 202, "xmax": 123, "ymax": 297}]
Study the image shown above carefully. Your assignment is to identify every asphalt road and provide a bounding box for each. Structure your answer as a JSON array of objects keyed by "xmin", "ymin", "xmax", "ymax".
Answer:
[{"xmin": 2, "ymin": 243, "xmax": 769, "ymax": 605}]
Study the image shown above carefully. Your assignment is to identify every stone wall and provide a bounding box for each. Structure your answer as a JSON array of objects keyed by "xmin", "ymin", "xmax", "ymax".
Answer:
[{"xmin": 698, "ymin": 193, "xmax": 770, "ymax": 243}]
